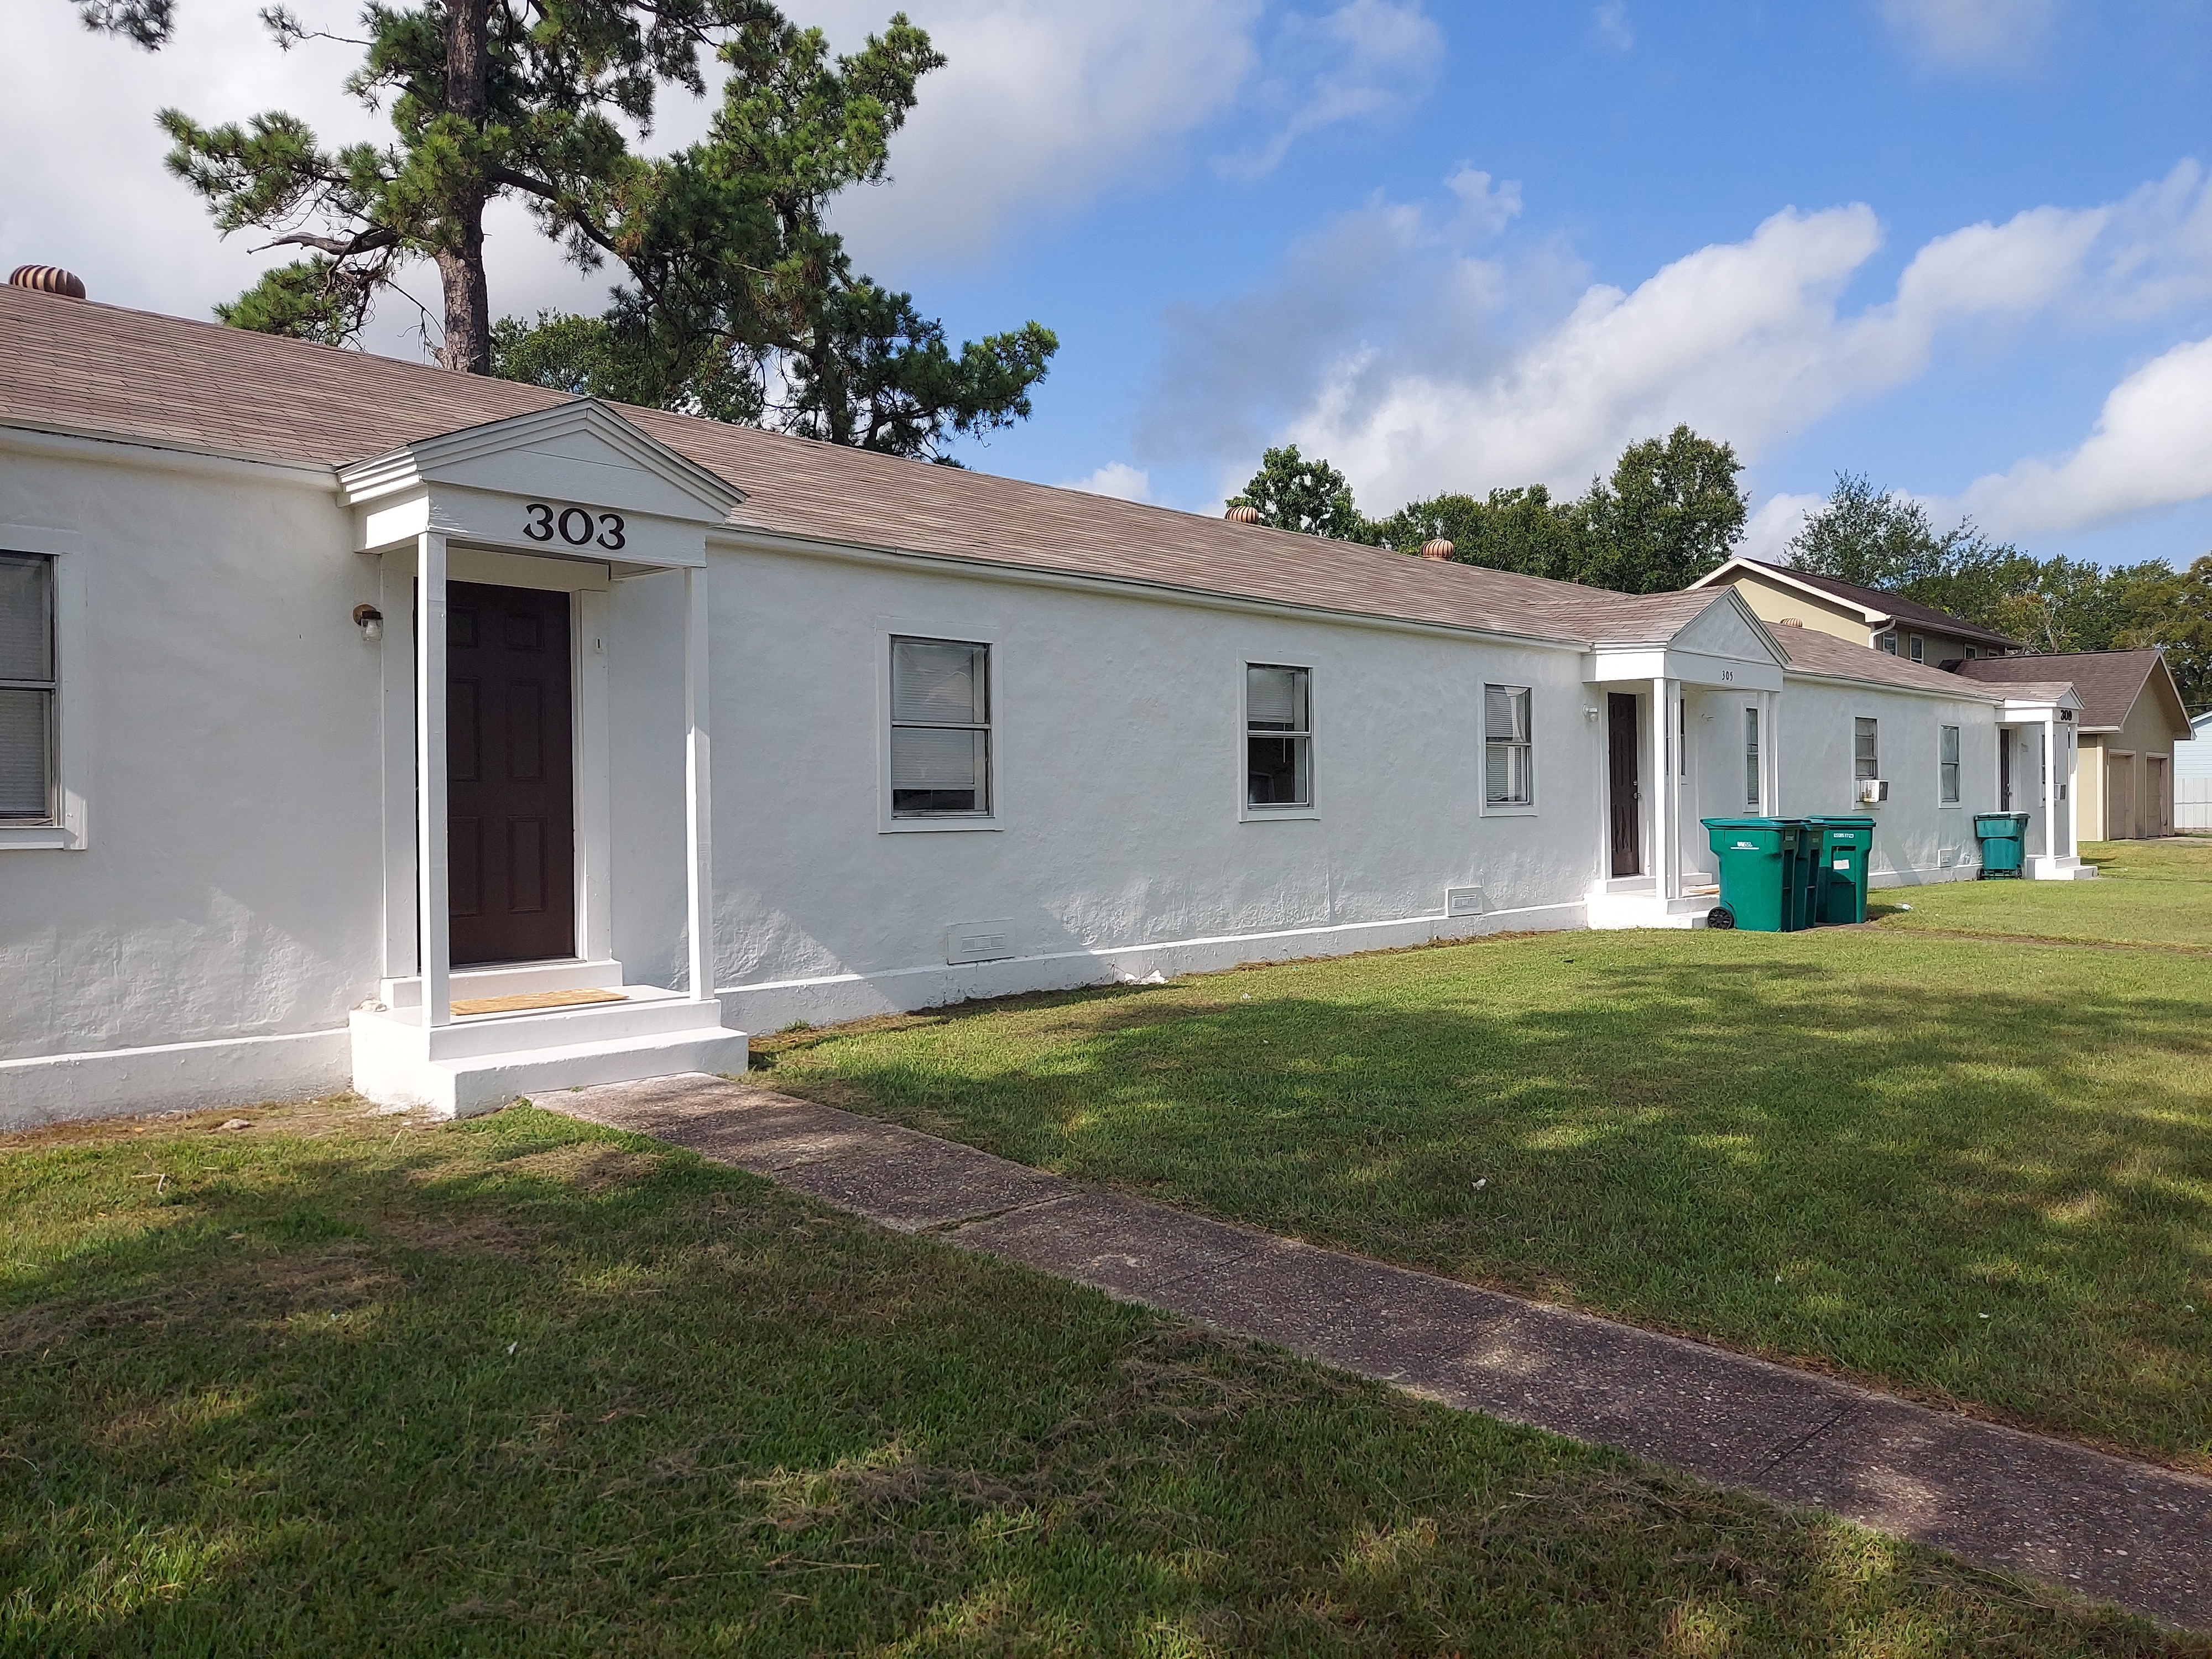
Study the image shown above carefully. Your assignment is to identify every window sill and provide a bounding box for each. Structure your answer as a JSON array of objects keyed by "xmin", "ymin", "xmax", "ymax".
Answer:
[
  {"xmin": 1938, "ymin": 801, "xmax": 1963, "ymax": 810},
  {"xmin": 880, "ymin": 818, "xmax": 1002, "ymax": 834},
  {"xmin": 1240, "ymin": 806, "xmax": 1318, "ymax": 822},
  {"xmin": 1479, "ymin": 803, "xmax": 1539, "ymax": 818},
  {"xmin": 0, "ymin": 825, "xmax": 79, "ymax": 851}
]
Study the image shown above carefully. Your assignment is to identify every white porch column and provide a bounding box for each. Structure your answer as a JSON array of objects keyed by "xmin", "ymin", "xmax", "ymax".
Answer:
[
  {"xmin": 682, "ymin": 564, "xmax": 715, "ymax": 1006},
  {"xmin": 2043, "ymin": 719, "xmax": 2062, "ymax": 859},
  {"xmin": 1653, "ymin": 677, "xmax": 1679, "ymax": 899},
  {"xmin": 415, "ymin": 531, "xmax": 451, "ymax": 1029}
]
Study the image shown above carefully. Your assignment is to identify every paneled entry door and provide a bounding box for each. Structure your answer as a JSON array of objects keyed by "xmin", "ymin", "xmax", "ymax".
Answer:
[
  {"xmin": 1608, "ymin": 692, "xmax": 1642, "ymax": 878},
  {"xmin": 447, "ymin": 581, "xmax": 576, "ymax": 966}
]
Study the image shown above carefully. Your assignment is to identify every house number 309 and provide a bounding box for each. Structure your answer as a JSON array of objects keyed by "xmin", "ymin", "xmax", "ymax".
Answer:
[{"xmin": 523, "ymin": 502, "xmax": 626, "ymax": 550}]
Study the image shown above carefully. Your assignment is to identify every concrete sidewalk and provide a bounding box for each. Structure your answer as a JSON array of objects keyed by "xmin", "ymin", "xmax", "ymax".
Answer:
[{"xmin": 549, "ymin": 1073, "xmax": 2212, "ymax": 1632}]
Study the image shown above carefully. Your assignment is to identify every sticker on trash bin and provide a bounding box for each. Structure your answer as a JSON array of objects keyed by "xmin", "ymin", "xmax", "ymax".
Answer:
[
  {"xmin": 1834, "ymin": 859, "xmax": 1849, "ymax": 869},
  {"xmin": 1735, "ymin": 841, "xmax": 1757, "ymax": 849}
]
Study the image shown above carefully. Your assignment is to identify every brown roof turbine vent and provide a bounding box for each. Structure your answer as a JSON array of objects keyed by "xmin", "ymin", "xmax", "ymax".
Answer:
[
  {"xmin": 1776, "ymin": 617, "xmax": 1803, "ymax": 628},
  {"xmin": 1420, "ymin": 537, "xmax": 1454, "ymax": 561},
  {"xmin": 1224, "ymin": 503, "xmax": 1261, "ymax": 524},
  {"xmin": 10, "ymin": 265, "xmax": 87, "ymax": 300}
]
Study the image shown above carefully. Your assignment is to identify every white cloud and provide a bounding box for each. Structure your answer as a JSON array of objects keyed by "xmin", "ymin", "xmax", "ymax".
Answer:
[
  {"xmin": 1876, "ymin": 0, "xmax": 2060, "ymax": 72},
  {"xmin": 1739, "ymin": 492, "xmax": 1825, "ymax": 563},
  {"xmin": 821, "ymin": 0, "xmax": 1264, "ymax": 265},
  {"xmin": 1952, "ymin": 335, "xmax": 2212, "ymax": 535},
  {"xmin": 1145, "ymin": 163, "xmax": 2212, "ymax": 516},
  {"xmin": 1591, "ymin": 2, "xmax": 1635, "ymax": 53},
  {"xmin": 1058, "ymin": 461, "xmax": 1154, "ymax": 501},
  {"xmin": 1215, "ymin": 0, "xmax": 1443, "ymax": 181}
]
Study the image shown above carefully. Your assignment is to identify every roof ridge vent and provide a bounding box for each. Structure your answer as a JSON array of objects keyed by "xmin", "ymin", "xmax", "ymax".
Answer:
[{"xmin": 9, "ymin": 265, "xmax": 87, "ymax": 299}]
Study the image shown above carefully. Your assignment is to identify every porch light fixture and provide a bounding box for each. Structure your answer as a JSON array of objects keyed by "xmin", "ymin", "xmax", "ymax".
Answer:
[
  {"xmin": 352, "ymin": 603, "xmax": 383, "ymax": 643},
  {"xmin": 1583, "ymin": 706, "xmax": 1601, "ymax": 723}
]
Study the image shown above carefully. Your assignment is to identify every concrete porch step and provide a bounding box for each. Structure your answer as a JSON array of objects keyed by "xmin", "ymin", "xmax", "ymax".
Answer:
[{"xmin": 351, "ymin": 990, "xmax": 749, "ymax": 1117}]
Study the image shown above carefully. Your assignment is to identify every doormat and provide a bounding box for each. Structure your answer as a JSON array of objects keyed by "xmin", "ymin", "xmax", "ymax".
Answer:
[{"xmin": 450, "ymin": 988, "xmax": 629, "ymax": 1017}]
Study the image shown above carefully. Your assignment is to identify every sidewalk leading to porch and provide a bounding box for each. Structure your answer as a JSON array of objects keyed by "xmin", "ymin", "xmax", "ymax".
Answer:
[{"xmin": 547, "ymin": 1073, "xmax": 2212, "ymax": 1634}]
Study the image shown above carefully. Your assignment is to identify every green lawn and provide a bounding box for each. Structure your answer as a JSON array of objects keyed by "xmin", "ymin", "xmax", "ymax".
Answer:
[
  {"xmin": 760, "ymin": 922, "xmax": 2212, "ymax": 1471},
  {"xmin": 1869, "ymin": 837, "xmax": 2212, "ymax": 948},
  {"xmin": 11, "ymin": 1103, "xmax": 2190, "ymax": 1655}
]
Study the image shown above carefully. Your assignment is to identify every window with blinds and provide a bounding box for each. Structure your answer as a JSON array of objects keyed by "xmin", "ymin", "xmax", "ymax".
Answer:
[
  {"xmin": 889, "ymin": 637, "xmax": 990, "ymax": 816},
  {"xmin": 0, "ymin": 554, "xmax": 55, "ymax": 825},
  {"xmin": 1484, "ymin": 685, "xmax": 1532, "ymax": 806},
  {"xmin": 1245, "ymin": 664, "xmax": 1311, "ymax": 808},
  {"xmin": 1940, "ymin": 724, "xmax": 1961, "ymax": 804},
  {"xmin": 1744, "ymin": 706, "xmax": 1760, "ymax": 808},
  {"xmin": 1854, "ymin": 717, "xmax": 1879, "ymax": 781}
]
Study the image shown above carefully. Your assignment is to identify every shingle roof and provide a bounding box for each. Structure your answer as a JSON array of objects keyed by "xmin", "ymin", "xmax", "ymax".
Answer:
[
  {"xmin": 1764, "ymin": 625, "xmax": 2004, "ymax": 700},
  {"xmin": 1954, "ymin": 649, "xmax": 2176, "ymax": 729},
  {"xmin": 0, "ymin": 283, "xmax": 2017, "ymax": 697},
  {"xmin": 1699, "ymin": 558, "xmax": 2020, "ymax": 649}
]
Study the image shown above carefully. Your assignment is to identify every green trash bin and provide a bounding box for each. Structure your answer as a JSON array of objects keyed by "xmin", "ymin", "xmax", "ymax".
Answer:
[
  {"xmin": 1702, "ymin": 817, "xmax": 1812, "ymax": 932},
  {"xmin": 1804, "ymin": 816, "xmax": 1876, "ymax": 924},
  {"xmin": 1974, "ymin": 812, "xmax": 2029, "ymax": 878}
]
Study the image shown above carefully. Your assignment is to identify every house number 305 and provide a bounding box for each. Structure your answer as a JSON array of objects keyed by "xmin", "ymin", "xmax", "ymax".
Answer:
[{"xmin": 523, "ymin": 502, "xmax": 626, "ymax": 550}]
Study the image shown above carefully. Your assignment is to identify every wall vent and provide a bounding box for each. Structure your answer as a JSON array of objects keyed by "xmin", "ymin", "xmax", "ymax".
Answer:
[
  {"xmin": 1445, "ymin": 885, "xmax": 1487, "ymax": 919},
  {"xmin": 945, "ymin": 919, "xmax": 1017, "ymax": 965}
]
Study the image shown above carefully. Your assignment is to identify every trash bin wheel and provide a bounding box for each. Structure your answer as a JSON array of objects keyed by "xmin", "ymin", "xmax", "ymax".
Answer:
[{"xmin": 1707, "ymin": 906, "xmax": 1735, "ymax": 930}]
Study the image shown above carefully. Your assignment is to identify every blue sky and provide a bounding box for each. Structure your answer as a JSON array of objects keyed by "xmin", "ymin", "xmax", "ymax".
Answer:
[{"xmin": 7, "ymin": 0, "xmax": 2209, "ymax": 566}]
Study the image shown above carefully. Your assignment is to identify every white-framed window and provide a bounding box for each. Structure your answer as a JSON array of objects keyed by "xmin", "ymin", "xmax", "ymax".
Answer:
[
  {"xmin": 1245, "ymin": 664, "xmax": 1312, "ymax": 810},
  {"xmin": 1909, "ymin": 634, "xmax": 1926, "ymax": 663},
  {"xmin": 0, "ymin": 552, "xmax": 55, "ymax": 826},
  {"xmin": 1744, "ymin": 706, "xmax": 1760, "ymax": 808},
  {"xmin": 1879, "ymin": 632, "xmax": 1898, "ymax": 655},
  {"xmin": 1965, "ymin": 644, "xmax": 1980, "ymax": 659},
  {"xmin": 889, "ymin": 636, "xmax": 991, "ymax": 817},
  {"xmin": 1854, "ymin": 717, "xmax": 1879, "ymax": 782},
  {"xmin": 1484, "ymin": 684, "xmax": 1533, "ymax": 807},
  {"xmin": 1939, "ymin": 724, "xmax": 1961, "ymax": 805}
]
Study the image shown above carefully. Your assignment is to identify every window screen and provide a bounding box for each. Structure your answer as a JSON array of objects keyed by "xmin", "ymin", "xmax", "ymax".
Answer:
[
  {"xmin": 1879, "ymin": 633, "xmax": 1899, "ymax": 655},
  {"xmin": 1940, "ymin": 724, "xmax": 1961, "ymax": 804},
  {"xmin": 1909, "ymin": 634, "xmax": 1926, "ymax": 663},
  {"xmin": 1246, "ymin": 664, "xmax": 1311, "ymax": 808},
  {"xmin": 889, "ymin": 637, "xmax": 989, "ymax": 815},
  {"xmin": 1744, "ymin": 706, "xmax": 1760, "ymax": 807},
  {"xmin": 1854, "ymin": 717, "xmax": 1879, "ymax": 781},
  {"xmin": 0, "ymin": 554, "xmax": 55, "ymax": 823},
  {"xmin": 1484, "ymin": 685, "xmax": 1532, "ymax": 806}
]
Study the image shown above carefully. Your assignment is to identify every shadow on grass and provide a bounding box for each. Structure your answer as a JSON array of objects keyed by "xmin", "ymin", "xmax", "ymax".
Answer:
[
  {"xmin": 9, "ymin": 1108, "xmax": 2194, "ymax": 1654},
  {"xmin": 763, "ymin": 940, "xmax": 2212, "ymax": 1467}
]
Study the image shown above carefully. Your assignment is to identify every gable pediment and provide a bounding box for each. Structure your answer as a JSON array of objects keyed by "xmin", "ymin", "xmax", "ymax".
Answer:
[
  {"xmin": 1670, "ymin": 591, "xmax": 1786, "ymax": 665},
  {"xmin": 338, "ymin": 400, "xmax": 745, "ymax": 567}
]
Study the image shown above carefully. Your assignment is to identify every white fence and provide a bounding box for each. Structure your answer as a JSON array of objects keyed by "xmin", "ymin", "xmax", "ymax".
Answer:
[{"xmin": 2180, "ymin": 777, "xmax": 2212, "ymax": 832}]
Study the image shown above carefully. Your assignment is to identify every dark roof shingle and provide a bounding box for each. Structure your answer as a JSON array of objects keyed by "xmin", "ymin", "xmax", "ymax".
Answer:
[{"xmin": 1954, "ymin": 649, "xmax": 2174, "ymax": 728}]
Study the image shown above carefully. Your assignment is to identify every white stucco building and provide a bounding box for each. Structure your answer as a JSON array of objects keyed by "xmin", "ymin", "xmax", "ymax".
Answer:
[{"xmin": 0, "ymin": 283, "xmax": 2089, "ymax": 1126}]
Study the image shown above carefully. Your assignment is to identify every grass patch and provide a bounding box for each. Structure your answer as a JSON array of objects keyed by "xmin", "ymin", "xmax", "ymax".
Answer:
[
  {"xmin": 1869, "ymin": 838, "xmax": 2212, "ymax": 948},
  {"xmin": 759, "ymin": 924, "xmax": 2212, "ymax": 1471},
  {"xmin": 7, "ymin": 1101, "xmax": 2192, "ymax": 1653}
]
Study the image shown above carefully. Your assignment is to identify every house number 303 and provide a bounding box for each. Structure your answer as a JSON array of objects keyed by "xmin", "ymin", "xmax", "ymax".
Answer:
[{"xmin": 523, "ymin": 502, "xmax": 626, "ymax": 550}]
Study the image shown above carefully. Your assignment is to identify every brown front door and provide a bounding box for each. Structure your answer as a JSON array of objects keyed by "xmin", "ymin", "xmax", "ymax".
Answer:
[
  {"xmin": 1608, "ymin": 692, "xmax": 1642, "ymax": 877},
  {"xmin": 447, "ymin": 581, "xmax": 576, "ymax": 966},
  {"xmin": 2149, "ymin": 756, "xmax": 2169, "ymax": 836}
]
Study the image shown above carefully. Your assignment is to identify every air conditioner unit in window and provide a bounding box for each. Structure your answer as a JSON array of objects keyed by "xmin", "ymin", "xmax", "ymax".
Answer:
[{"xmin": 1856, "ymin": 779, "xmax": 1888, "ymax": 805}]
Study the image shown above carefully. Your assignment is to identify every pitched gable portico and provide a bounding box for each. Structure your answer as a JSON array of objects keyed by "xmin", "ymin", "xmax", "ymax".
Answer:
[
  {"xmin": 338, "ymin": 403, "xmax": 748, "ymax": 1115},
  {"xmin": 1583, "ymin": 591, "xmax": 1788, "ymax": 927}
]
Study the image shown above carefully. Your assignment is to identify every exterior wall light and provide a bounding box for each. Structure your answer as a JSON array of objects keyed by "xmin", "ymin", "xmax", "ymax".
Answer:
[
  {"xmin": 353, "ymin": 604, "xmax": 384, "ymax": 643},
  {"xmin": 1583, "ymin": 706, "xmax": 1602, "ymax": 723}
]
